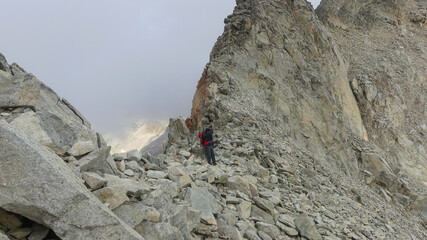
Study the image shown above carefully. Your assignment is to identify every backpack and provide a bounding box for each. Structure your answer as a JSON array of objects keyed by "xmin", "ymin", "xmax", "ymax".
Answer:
[{"xmin": 198, "ymin": 132, "xmax": 205, "ymax": 145}]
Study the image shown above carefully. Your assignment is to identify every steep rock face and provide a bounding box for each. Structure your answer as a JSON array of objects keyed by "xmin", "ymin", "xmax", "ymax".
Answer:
[
  {"xmin": 316, "ymin": 0, "xmax": 427, "ymax": 179},
  {"xmin": 180, "ymin": 0, "xmax": 427, "ymax": 237},
  {"xmin": 190, "ymin": 0, "xmax": 367, "ymax": 175}
]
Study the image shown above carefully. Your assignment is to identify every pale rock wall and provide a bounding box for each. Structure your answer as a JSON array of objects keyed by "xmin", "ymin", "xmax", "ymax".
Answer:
[
  {"xmin": 317, "ymin": 0, "xmax": 427, "ymax": 178},
  {"xmin": 190, "ymin": 0, "xmax": 366, "ymax": 175}
]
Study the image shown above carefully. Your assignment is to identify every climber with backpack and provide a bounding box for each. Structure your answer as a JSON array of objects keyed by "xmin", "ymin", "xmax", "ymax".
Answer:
[{"xmin": 199, "ymin": 128, "xmax": 217, "ymax": 165}]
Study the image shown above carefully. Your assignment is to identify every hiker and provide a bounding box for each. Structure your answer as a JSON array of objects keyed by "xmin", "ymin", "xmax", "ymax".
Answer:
[{"xmin": 199, "ymin": 128, "xmax": 217, "ymax": 165}]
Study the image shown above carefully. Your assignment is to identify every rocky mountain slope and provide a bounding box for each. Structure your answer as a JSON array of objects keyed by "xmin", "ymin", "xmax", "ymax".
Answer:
[
  {"xmin": 316, "ymin": 0, "xmax": 427, "ymax": 180},
  {"xmin": 0, "ymin": 0, "xmax": 426, "ymax": 240},
  {"xmin": 184, "ymin": 0, "xmax": 426, "ymax": 237}
]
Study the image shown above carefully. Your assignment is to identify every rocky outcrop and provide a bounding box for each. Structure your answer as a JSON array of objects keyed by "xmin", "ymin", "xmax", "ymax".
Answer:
[
  {"xmin": 175, "ymin": 0, "xmax": 427, "ymax": 239},
  {"xmin": 316, "ymin": 0, "xmax": 427, "ymax": 179},
  {"xmin": 189, "ymin": 0, "xmax": 369, "ymax": 177},
  {"xmin": 9, "ymin": 111, "xmax": 97, "ymax": 156},
  {"xmin": 0, "ymin": 55, "xmax": 114, "ymax": 175},
  {"xmin": 0, "ymin": 70, "xmax": 90, "ymax": 128},
  {"xmin": 0, "ymin": 120, "xmax": 143, "ymax": 240}
]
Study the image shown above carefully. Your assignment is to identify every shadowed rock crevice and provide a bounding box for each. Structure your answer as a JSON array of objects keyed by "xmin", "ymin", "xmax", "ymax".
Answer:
[{"xmin": 0, "ymin": 208, "xmax": 60, "ymax": 240}]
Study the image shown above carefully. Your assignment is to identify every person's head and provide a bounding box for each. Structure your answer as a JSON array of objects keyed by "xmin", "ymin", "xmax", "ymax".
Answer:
[{"xmin": 206, "ymin": 128, "xmax": 212, "ymax": 133}]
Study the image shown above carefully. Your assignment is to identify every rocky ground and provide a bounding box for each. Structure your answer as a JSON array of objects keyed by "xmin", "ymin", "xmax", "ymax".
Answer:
[
  {"xmin": 0, "ymin": 0, "xmax": 426, "ymax": 239},
  {"xmin": 2, "ymin": 115, "xmax": 425, "ymax": 239}
]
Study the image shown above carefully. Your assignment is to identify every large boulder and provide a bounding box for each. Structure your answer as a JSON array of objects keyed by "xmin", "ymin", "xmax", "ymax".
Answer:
[
  {"xmin": 0, "ymin": 120, "xmax": 143, "ymax": 240},
  {"xmin": 93, "ymin": 187, "xmax": 129, "ymax": 210},
  {"xmin": 143, "ymin": 182, "xmax": 179, "ymax": 210},
  {"xmin": 10, "ymin": 110, "xmax": 98, "ymax": 156},
  {"xmin": 135, "ymin": 222, "xmax": 184, "ymax": 240},
  {"xmin": 185, "ymin": 188, "xmax": 219, "ymax": 225},
  {"xmin": 168, "ymin": 205, "xmax": 201, "ymax": 239},
  {"xmin": 104, "ymin": 174, "xmax": 150, "ymax": 196},
  {"xmin": 0, "ymin": 70, "xmax": 90, "ymax": 127},
  {"xmin": 0, "ymin": 56, "xmax": 103, "ymax": 159},
  {"xmin": 113, "ymin": 202, "xmax": 161, "ymax": 228},
  {"xmin": 167, "ymin": 117, "xmax": 191, "ymax": 146},
  {"xmin": 78, "ymin": 146, "xmax": 113, "ymax": 173},
  {"xmin": 294, "ymin": 213, "xmax": 322, "ymax": 240}
]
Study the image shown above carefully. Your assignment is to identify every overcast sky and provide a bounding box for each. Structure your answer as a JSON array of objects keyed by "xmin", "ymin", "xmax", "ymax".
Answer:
[{"xmin": 0, "ymin": 0, "xmax": 321, "ymax": 134}]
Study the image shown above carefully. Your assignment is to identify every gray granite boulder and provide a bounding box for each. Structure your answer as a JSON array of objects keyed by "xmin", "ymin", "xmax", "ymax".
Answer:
[
  {"xmin": 185, "ymin": 188, "xmax": 218, "ymax": 225},
  {"xmin": 0, "ymin": 120, "xmax": 143, "ymax": 240},
  {"xmin": 295, "ymin": 213, "xmax": 322, "ymax": 240},
  {"xmin": 135, "ymin": 222, "xmax": 184, "ymax": 240},
  {"xmin": 10, "ymin": 111, "xmax": 97, "ymax": 156}
]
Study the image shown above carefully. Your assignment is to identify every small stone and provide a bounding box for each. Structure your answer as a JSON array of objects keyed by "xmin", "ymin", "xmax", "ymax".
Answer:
[
  {"xmin": 251, "ymin": 206, "xmax": 274, "ymax": 224},
  {"xmin": 320, "ymin": 207, "xmax": 335, "ymax": 219},
  {"xmin": 222, "ymin": 158, "xmax": 234, "ymax": 165},
  {"xmin": 104, "ymin": 174, "xmax": 150, "ymax": 195},
  {"xmin": 277, "ymin": 222, "xmax": 298, "ymax": 236},
  {"xmin": 255, "ymin": 222, "xmax": 280, "ymax": 239},
  {"xmin": 82, "ymin": 172, "xmax": 105, "ymax": 190},
  {"xmin": 238, "ymin": 200, "xmax": 252, "ymax": 220},
  {"xmin": 195, "ymin": 223, "xmax": 218, "ymax": 236},
  {"xmin": 179, "ymin": 149, "xmax": 191, "ymax": 158},
  {"xmin": 257, "ymin": 168, "xmax": 270, "ymax": 183},
  {"xmin": 8, "ymin": 228, "xmax": 32, "ymax": 239},
  {"xmin": 279, "ymin": 214, "xmax": 296, "ymax": 228},
  {"xmin": 226, "ymin": 196, "xmax": 241, "ymax": 205},
  {"xmin": 0, "ymin": 208, "xmax": 22, "ymax": 230},
  {"xmin": 124, "ymin": 169, "xmax": 135, "ymax": 177},
  {"xmin": 126, "ymin": 160, "xmax": 142, "ymax": 171},
  {"xmin": 254, "ymin": 197, "xmax": 275, "ymax": 213},
  {"xmin": 270, "ymin": 175, "xmax": 279, "ymax": 184},
  {"xmin": 113, "ymin": 152, "xmax": 127, "ymax": 161},
  {"xmin": 127, "ymin": 149, "xmax": 141, "ymax": 161},
  {"xmin": 68, "ymin": 140, "xmax": 97, "ymax": 157},
  {"xmin": 117, "ymin": 160, "xmax": 126, "ymax": 172},
  {"xmin": 93, "ymin": 187, "xmax": 129, "ymax": 210},
  {"xmin": 217, "ymin": 218, "xmax": 243, "ymax": 240},
  {"xmin": 147, "ymin": 170, "xmax": 168, "ymax": 179},
  {"xmin": 244, "ymin": 231, "xmax": 262, "ymax": 240},
  {"xmin": 113, "ymin": 202, "xmax": 160, "ymax": 228},
  {"xmin": 380, "ymin": 189, "xmax": 392, "ymax": 202},
  {"xmin": 168, "ymin": 166, "xmax": 194, "ymax": 188},
  {"xmin": 249, "ymin": 182, "xmax": 258, "ymax": 197},
  {"xmin": 258, "ymin": 231, "xmax": 272, "ymax": 240},
  {"xmin": 227, "ymin": 176, "xmax": 252, "ymax": 197},
  {"xmin": 28, "ymin": 223, "xmax": 49, "ymax": 240},
  {"xmin": 135, "ymin": 222, "xmax": 184, "ymax": 240}
]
